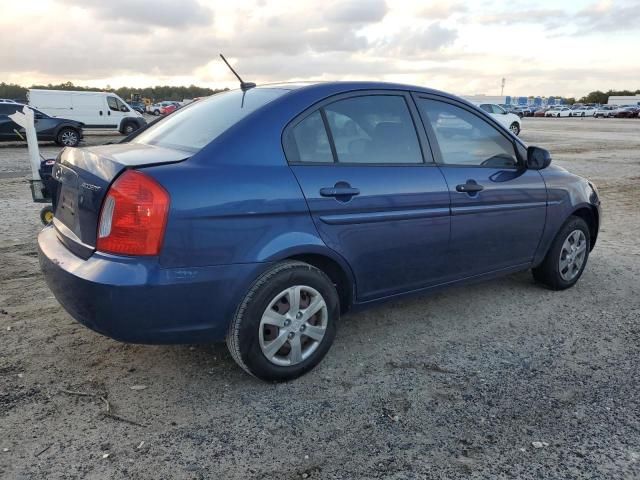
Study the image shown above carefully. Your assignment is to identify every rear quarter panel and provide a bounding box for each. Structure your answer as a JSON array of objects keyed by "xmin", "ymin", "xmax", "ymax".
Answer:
[{"xmin": 145, "ymin": 161, "xmax": 324, "ymax": 268}]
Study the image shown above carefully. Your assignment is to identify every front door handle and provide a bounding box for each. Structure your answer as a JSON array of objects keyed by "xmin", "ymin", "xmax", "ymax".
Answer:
[
  {"xmin": 99, "ymin": 110, "xmax": 103, "ymax": 116},
  {"xmin": 320, "ymin": 182, "xmax": 360, "ymax": 201},
  {"xmin": 456, "ymin": 181, "xmax": 484, "ymax": 193}
]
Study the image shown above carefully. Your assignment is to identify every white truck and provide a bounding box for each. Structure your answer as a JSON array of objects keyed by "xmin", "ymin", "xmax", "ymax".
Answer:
[{"xmin": 28, "ymin": 89, "xmax": 146, "ymax": 135}]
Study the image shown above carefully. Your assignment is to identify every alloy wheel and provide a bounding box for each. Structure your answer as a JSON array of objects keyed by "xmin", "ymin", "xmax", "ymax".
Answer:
[
  {"xmin": 60, "ymin": 130, "xmax": 78, "ymax": 146},
  {"xmin": 259, "ymin": 285, "xmax": 328, "ymax": 366},
  {"xmin": 559, "ymin": 229, "xmax": 587, "ymax": 281}
]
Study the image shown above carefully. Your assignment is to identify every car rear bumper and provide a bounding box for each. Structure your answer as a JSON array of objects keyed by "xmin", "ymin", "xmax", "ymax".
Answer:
[{"xmin": 38, "ymin": 226, "xmax": 267, "ymax": 344}]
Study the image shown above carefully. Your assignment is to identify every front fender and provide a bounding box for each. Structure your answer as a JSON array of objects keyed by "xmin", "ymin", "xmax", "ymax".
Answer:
[{"xmin": 533, "ymin": 166, "xmax": 600, "ymax": 266}]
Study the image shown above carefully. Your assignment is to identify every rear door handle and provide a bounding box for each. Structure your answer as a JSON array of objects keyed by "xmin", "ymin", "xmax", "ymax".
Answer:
[
  {"xmin": 320, "ymin": 183, "xmax": 360, "ymax": 201},
  {"xmin": 456, "ymin": 182, "xmax": 484, "ymax": 193}
]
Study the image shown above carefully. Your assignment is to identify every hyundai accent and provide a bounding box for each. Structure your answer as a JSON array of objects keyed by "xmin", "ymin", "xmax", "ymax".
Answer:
[{"xmin": 38, "ymin": 82, "xmax": 601, "ymax": 381}]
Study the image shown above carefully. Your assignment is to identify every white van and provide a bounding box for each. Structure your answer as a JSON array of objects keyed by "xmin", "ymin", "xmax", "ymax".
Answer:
[{"xmin": 28, "ymin": 89, "xmax": 146, "ymax": 135}]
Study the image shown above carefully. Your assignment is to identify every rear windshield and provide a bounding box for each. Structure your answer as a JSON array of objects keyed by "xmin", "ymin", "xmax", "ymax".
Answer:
[{"xmin": 133, "ymin": 88, "xmax": 287, "ymax": 152}]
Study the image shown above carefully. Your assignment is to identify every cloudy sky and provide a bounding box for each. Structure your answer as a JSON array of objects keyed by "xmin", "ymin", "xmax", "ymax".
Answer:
[{"xmin": 1, "ymin": 0, "xmax": 638, "ymax": 97}]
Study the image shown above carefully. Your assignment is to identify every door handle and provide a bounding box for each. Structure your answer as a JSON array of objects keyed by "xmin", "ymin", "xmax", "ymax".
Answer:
[
  {"xmin": 107, "ymin": 111, "xmax": 111, "ymax": 116},
  {"xmin": 320, "ymin": 187, "xmax": 360, "ymax": 197},
  {"xmin": 456, "ymin": 181, "xmax": 484, "ymax": 193},
  {"xmin": 320, "ymin": 182, "xmax": 360, "ymax": 201},
  {"xmin": 99, "ymin": 111, "xmax": 103, "ymax": 116}
]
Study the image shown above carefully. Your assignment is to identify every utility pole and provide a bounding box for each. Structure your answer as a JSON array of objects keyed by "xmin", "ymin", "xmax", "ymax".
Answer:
[{"xmin": 501, "ymin": 78, "xmax": 506, "ymax": 97}]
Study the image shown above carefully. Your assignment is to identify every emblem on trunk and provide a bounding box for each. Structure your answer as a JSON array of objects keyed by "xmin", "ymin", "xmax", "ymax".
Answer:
[{"xmin": 81, "ymin": 182, "xmax": 101, "ymax": 192}]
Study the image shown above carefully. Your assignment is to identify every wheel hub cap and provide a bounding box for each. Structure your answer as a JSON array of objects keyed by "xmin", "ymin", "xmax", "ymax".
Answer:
[
  {"xmin": 258, "ymin": 285, "xmax": 328, "ymax": 366},
  {"xmin": 559, "ymin": 229, "xmax": 587, "ymax": 281}
]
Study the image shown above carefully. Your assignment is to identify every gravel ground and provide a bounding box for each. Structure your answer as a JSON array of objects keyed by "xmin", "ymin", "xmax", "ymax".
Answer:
[{"xmin": 0, "ymin": 118, "xmax": 639, "ymax": 479}]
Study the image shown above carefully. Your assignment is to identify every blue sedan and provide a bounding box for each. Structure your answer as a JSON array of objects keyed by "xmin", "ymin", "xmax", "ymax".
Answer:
[{"xmin": 38, "ymin": 82, "xmax": 601, "ymax": 381}]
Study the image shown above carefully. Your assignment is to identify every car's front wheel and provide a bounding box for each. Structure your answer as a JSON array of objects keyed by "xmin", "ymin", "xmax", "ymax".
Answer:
[
  {"xmin": 122, "ymin": 121, "xmax": 137, "ymax": 135},
  {"xmin": 227, "ymin": 261, "xmax": 339, "ymax": 381},
  {"xmin": 532, "ymin": 216, "xmax": 590, "ymax": 290},
  {"xmin": 56, "ymin": 127, "xmax": 80, "ymax": 147},
  {"xmin": 509, "ymin": 122, "xmax": 520, "ymax": 136}
]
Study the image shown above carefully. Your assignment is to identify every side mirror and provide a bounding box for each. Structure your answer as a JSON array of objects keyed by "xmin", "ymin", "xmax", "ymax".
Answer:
[
  {"xmin": 120, "ymin": 105, "xmax": 129, "ymax": 112},
  {"xmin": 527, "ymin": 146, "xmax": 552, "ymax": 170}
]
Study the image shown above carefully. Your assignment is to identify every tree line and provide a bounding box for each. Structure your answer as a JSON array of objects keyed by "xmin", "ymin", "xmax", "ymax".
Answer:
[
  {"xmin": 0, "ymin": 82, "xmax": 228, "ymax": 102},
  {"xmin": 1, "ymin": 81, "xmax": 638, "ymax": 105}
]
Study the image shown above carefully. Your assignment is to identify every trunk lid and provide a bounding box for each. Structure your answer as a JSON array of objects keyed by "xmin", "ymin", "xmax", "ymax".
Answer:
[{"xmin": 52, "ymin": 143, "xmax": 188, "ymax": 258}]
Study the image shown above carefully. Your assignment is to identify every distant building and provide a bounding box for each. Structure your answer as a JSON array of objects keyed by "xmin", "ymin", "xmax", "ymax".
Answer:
[
  {"xmin": 463, "ymin": 94, "xmax": 565, "ymax": 107},
  {"xmin": 463, "ymin": 95, "xmax": 509, "ymax": 105},
  {"xmin": 608, "ymin": 94, "xmax": 640, "ymax": 106}
]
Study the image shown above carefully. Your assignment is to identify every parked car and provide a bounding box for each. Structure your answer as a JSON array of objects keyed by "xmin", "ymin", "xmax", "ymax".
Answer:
[
  {"xmin": 545, "ymin": 107, "xmax": 572, "ymax": 117},
  {"xmin": 28, "ymin": 89, "xmax": 146, "ymax": 135},
  {"xmin": 160, "ymin": 103, "xmax": 178, "ymax": 115},
  {"xmin": 0, "ymin": 103, "xmax": 83, "ymax": 146},
  {"xmin": 533, "ymin": 107, "xmax": 549, "ymax": 117},
  {"xmin": 570, "ymin": 106, "xmax": 597, "ymax": 117},
  {"xmin": 38, "ymin": 82, "xmax": 600, "ymax": 381},
  {"xmin": 594, "ymin": 106, "xmax": 616, "ymax": 118},
  {"xmin": 126, "ymin": 101, "xmax": 146, "ymax": 115},
  {"xmin": 476, "ymin": 103, "xmax": 522, "ymax": 135},
  {"xmin": 613, "ymin": 106, "xmax": 639, "ymax": 118},
  {"xmin": 0, "ymin": 98, "xmax": 19, "ymax": 104},
  {"xmin": 148, "ymin": 101, "xmax": 178, "ymax": 115},
  {"xmin": 517, "ymin": 106, "xmax": 536, "ymax": 117}
]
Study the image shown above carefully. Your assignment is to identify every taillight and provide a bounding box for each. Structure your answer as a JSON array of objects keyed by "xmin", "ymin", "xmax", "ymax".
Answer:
[{"xmin": 97, "ymin": 170, "xmax": 169, "ymax": 256}]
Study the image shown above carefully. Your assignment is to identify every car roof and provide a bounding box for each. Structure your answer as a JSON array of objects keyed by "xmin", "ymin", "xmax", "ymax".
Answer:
[{"xmin": 252, "ymin": 80, "xmax": 457, "ymax": 98}]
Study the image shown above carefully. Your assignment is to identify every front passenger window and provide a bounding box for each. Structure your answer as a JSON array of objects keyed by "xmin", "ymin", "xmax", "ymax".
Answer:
[
  {"xmin": 418, "ymin": 99, "xmax": 518, "ymax": 168},
  {"xmin": 107, "ymin": 97, "xmax": 119, "ymax": 112}
]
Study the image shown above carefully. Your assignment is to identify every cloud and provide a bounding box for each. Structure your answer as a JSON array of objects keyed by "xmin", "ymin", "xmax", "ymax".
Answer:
[
  {"xmin": 324, "ymin": 0, "xmax": 388, "ymax": 24},
  {"xmin": 418, "ymin": 2, "xmax": 467, "ymax": 20},
  {"xmin": 476, "ymin": 1, "xmax": 640, "ymax": 34},
  {"xmin": 575, "ymin": 1, "xmax": 640, "ymax": 33},
  {"xmin": 375, "ymin": 23, "xmax": 458, "ymax": 55},
  {"xmin": 58, "ymin": 0, "xmax": 213, "ymax": 29},
  {"xmin": 1, "ymin": 0, "xmax": 638, "ymax": 97}
]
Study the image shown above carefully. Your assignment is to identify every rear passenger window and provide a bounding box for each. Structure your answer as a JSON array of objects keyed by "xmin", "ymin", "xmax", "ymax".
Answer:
[
  {"xmin": 289, "ymin": 111, "xmax": 333, "ymax": 163},
  {"xmin": 324, "ymin": 96, "xmax": 422, "ymax": 164},
  {"xmin": 418, "ymin": 99, "xmax": 518, "ymax": 168}
]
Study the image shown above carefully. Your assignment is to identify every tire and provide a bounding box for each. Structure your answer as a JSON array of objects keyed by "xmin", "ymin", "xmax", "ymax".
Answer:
[
  {"xmin": 532, "ymin": 216, "xmax": 590, "ymax": 290},
  {"xmin": 153, "ymin": 109, "xmax": 160, "ymax": 116},
  {"xmin": 122, "ymin": 121, "xmax": 137, "ymax": 135},
  {"xmin": 226, "ymin": 261, "xmax": 339, "ymax": 382},
  {"xmin": 509, "ymin": 122, "xmax": 520, "ymax": 136},
  {"xmin": 40, "ymin": 206, "xmax": 54, "ymax": 225},
  {"xmin": 56, "ymin": 127, "xmax": 80, "ymax": 147}
]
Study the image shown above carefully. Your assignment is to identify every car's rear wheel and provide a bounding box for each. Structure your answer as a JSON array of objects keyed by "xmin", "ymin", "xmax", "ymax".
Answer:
[
  {"xmin": 56, "ymin": 127, "xmax": 80, "ymax": 147},
  {"xmin": 227, "ymin": 261, "xmax": 339, "ymax": 381},
  {"xmin": 509, "ymin": 122, "xmax": 520, "ymax": 136},
  {"xmin": 532, "ymin": 216, "xmax": 590, "ymax": 290}
]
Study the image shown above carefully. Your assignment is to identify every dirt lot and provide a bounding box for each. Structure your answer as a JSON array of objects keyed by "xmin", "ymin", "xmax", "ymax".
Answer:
[{"xmin": 1, "ymin": 118, "xmax": 639, "ymax": 479}]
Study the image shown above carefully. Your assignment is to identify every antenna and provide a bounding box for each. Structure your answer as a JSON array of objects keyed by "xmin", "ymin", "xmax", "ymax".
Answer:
[{"xmin": 219, "ymin": 54, "xmax": 256, "ymax": 91}]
